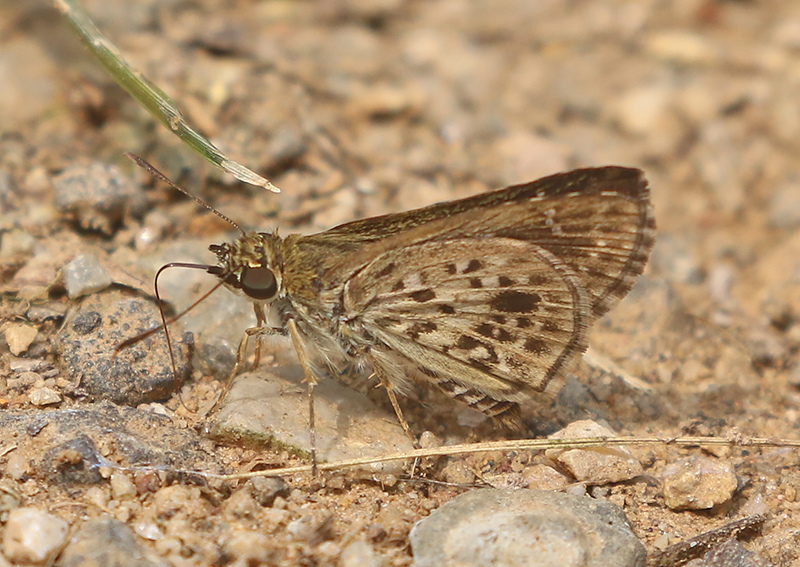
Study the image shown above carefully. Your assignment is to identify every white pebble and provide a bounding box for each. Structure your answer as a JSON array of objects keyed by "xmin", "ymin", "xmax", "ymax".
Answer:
[
  {"xmin": 5, "ymin": 452, "xmax": 29, "ymax": 481},
  {"xmin": 4, "ymin": 324, "xmax": 38, "ymax": 356},
  {"xmin": 341, "ymin": 540, "xmax": 379, "ymax": 567},
  {"xmin": 110, "ymin": 473, "xmax": 137, "ymax": 501},
  {"xmin": 546, "ymin": 420, "xmax": 644, "ymax": 484},
  {"xmin": 3, "ymin": 507, "xmax": 69, "ymax": 565},
  {"xmin": 28, "ymin": 387, "xmax": 61, "ymax": 406},
  {"xmin": 63, "ymin": 253, "xmax": 112, "ymax": 299},
  {"xmin": 662, "ymin": 457, "xmax": 738, "ymax": 510}
]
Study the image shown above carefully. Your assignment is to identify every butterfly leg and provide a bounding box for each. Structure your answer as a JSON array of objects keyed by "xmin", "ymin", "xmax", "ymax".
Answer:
[
  {"xmin": 287, "ymin": 318, "xmax": 320, "ymax": 476},
  {"xmin": 365, "ymin": 353, "xmax": 419, "ymax": 449},
  {"xmin": 252, "ymin": 303, "xmax": 268, "ymax": 369},
  {"xmin": 383, "ymin": 382, "xmax": 416, "ymax": 447},
  {"xmin": 210, "ymin": 321, "xmax": 284, "ymax": 414},
  {"xmin": 366, "ymin": 361, "xmax": 423, "ymax": 476}
]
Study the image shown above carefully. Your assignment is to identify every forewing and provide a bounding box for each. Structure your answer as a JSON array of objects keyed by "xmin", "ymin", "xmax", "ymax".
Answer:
[
  {"xmin": 343, "ymin": 238, "xmax": 589, "ymax": 401},
  {"xmin": 311, "ymin": 167, "xmax": 654, "ymax": 319}
]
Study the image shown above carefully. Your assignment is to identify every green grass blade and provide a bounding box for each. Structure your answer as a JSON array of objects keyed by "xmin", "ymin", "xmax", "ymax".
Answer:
[{"xmin": 53, "ymin": 0, "xmax": 279, "ymax": 192}]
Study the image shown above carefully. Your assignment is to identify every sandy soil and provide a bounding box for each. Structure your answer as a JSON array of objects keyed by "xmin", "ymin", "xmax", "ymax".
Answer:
[{"xmin": 3, "ymin": 0, "xmax": 800, "ymax": 565}]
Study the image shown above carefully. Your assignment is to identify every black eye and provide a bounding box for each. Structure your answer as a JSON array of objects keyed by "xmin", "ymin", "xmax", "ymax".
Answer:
[{"xmin": 240, "ymin": 266, "xmax": 277, "ymax": 300}]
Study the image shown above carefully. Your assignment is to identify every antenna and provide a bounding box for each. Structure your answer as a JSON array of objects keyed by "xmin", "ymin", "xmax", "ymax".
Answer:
[{"xmin": 125, "ymin": 152, "xmax": 245, "ymax": 236}]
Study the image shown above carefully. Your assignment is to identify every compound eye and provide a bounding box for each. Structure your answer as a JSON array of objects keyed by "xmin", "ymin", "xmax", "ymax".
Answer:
[{"xmin": 240, "ymin": 266, "xmax": 277, "ymax": 300}]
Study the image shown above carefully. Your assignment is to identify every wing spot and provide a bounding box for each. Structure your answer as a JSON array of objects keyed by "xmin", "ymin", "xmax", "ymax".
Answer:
[
  {"xmin": 528, "ymin": 274, "xmax": 549, "ymax": 286},
  {"xmin": 463, "ymin": 259, "xmax": 483, "ymax": 273},
  {"xmin": 457, "ymin": 335, "xmax": 482, "ymax": 350},
  {"xmin": 439, "ymin": 304, "xmax": 456, "ymax": 315},
  {"xmin": 491, "ymin": 290, "xmax": 541, "ymax": 313},
  {"xmin": 542, "ymin": 320, "xmax": 560, "ymax": 333},
  {"xmin": 524, "ymin": 337, "xmax": 549, "ymax": 355},
  {"xmin": 375, "ymin": 262, "xmax": 396, "ymax": 279},
  {"xmin": 446, "ymin": 263, "xmax": 457, "ymax": 275},
  {"xmin": 408, "ymin": 321, "xmax": 438, "ymax": 339},
  {"xmin": 516, "ymin": 317, "xmax": 531, "ymax": 328},
  {"xmin": 410, "ymin": 289, "xmax": 436, "ymax": 302},
  {"xmin": 476, "ymin": 323, "xmax": 494, "ymax": 337},
  {"xmin": 470, "ymin": 278, "xmax": 483, "ymax": 289},
  {"xmin": 496, "ymin": 328, "xmax": 515, "ymax": 342},
  {"xmin": 391, "ymin": 280, "xmax": 405, "ymax": 292},
  {"xmin": 498, "ymin": 276, "xmax": 514, "ymax": 287}
]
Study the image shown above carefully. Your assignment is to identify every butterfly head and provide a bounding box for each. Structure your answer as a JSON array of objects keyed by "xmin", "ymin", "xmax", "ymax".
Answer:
[{"xmin": 208, "ymin": 232, "xmax": 284, "ymax": 302}]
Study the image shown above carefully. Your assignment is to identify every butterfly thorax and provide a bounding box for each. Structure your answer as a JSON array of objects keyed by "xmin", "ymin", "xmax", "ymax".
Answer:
[{"xmin": 208, "ymin": 232, "xmax": 357, "ymax": 365}]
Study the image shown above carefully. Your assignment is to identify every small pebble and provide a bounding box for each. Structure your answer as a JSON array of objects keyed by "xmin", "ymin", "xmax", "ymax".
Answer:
[
  {"xmin": 341, "ymin": 540, "xmax": 379, "ymax": 567},
  {"xmin": 53, "ymin": 162, "xmax": 139, "ymax": 235},
  {"xmin": 132, "ymin": 522, "xmax": 161, "ymax": 541},
  {"xmin": 222, "ymin": 489, "xmax": 259, "ymax": 519},
  {"xmin": 247, "ymin": 476, "xmax": 290, "ymax": 507},
  {"xmin": 375, "ymin": 505, "xmax": 409, "ymax": 541},
  {"xmin": 2, "ymin": 507, "xmax": 69, "ymax": 565},
  {"xmin": 5, "ymin": 452, "xmax": 29, "ymax": 481},
  {"xmin": 662, "ymin": 457, "xmax": 738, "ymax": 510},
  {"xmin": 223, "ymin": 531, "xmax": 271, "ymax": 566},
  {"xmin": 7, "ymin": 371, "xmax": 41, "ymax": 391},
  {"xmin": 546, "ymin": 420, "xmax": 644, "ymax": 484},
  {"xmin": 9, "ymin": 359, "xmax": 48, "ymax": 373},
  {"xmin": 40, "ymin": 435, "xmax": 105, "ymax": 486},
  {"xmin": 4, "ymin": 324, "xmax": 38, "ymax": 356},
  {"xmin": 194, "ymin": 340, "xmax": 237, "ymax": 379},
  {"xmin": 63, "ymin": 254, "xmax": 113, "ymax": 299},
  {"xmin": 26, "ymin": 304, "xmax": 67, "ymax": 323},
  {"xmin": 59, "ymin": 517, "xmax": 159, "ymax": 567},
  {"xmin": 0, "ymin": 482, "xmax": 21, "ymax": 524},
  {"xmin": 28, "ymin": 387, "xmax": 61, "ymax": 406},
  {"xmin": 317, "ymin": 541, "xmax": 342, "ymax": 561},
  {"xmin": 55, "ymin": 289, "xmax": 191, "ymax": 405},
  {"xmin": 110, "ymin": 473, "xmax": 137, "ymax": 501},
  {"xmin": 521, "ymin": 463, "xmax": 571, "ymax": 490},
  {"xmin": 84, "ymin": 487, "xmax": 109, "ymax": 510},
  {"xmin": 482, "ymin": 472, "xmax": 528, "ymax": 490},
  {"xmin": 410, "ymin": 489, "xmax": 645, "ymax": 567},
  {"xmin": 23, "ymin": 167, "xmax": 51, "ymax": 196},
  {"xmin": 153, "ymin": 485, "xmax": 202, "ymax": 519},
  {"xmin": 440, "ymin": 459, "xmax": 476, "ymax": 485},
  {"xmin": 210, "ymin": 367, "xmax": 414, "ymax": 474}
]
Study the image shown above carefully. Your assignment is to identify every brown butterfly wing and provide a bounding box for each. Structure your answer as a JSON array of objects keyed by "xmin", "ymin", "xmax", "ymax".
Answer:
[
  {"xmin": 306, "ymin": 167, "xmax": 655, "ymax": 320},
  {"xmin": 343, "ymin": 238, "xmax": 589, "ymax": 405}
]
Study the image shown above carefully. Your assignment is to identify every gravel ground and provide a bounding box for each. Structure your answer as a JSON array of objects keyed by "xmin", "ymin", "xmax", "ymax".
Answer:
[{"xmin": 3, "ymin": 0, "xmax": 800, "ymax": 565}]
